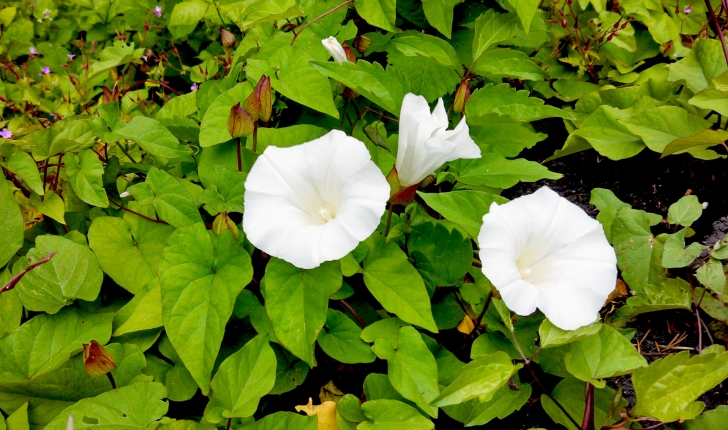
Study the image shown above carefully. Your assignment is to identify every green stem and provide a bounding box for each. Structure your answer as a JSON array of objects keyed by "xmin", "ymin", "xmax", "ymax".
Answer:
[{"xmin": 384, "ymin": 203, "xmax": 395, "ymax": 236}]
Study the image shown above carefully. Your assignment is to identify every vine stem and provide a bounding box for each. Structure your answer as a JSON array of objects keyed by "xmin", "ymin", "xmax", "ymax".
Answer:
[
  {"xmin": 384, "ymin": 203, "xmax": 395, "ymax": 236},
  {"xmin": 471, "ymin": 290, "xmax": 493, "ymax": 333},
  {"xmin": 252, "ymin": 123, "xmax": 258, "ymax": 153},
  {"xmin": 107, "ymin": 373, "xmax": 117, "ymax": 389},
  {"xmin": 237, "ymin": 137, "xmax": 243, "ymax": 171},
  {"xmin": 509, "ymin": 330, "xmax": 582, "ymax": 429},
  {"xmin": 109, "ymin": 198, "xmax": 169, "ymax": 224},
  {"xmin": 0, "ymin": 252, "xmax": 56, "ymax": 295},
  {"xmin": 581, "ymin": 382, "xmax": 595, "ymax": 430},
  {"xmin": 340, "ymin": 300, "xmax": 366, "ymax": 328},
  {"xmin": 704, "ymin": 0, "xmax": 728, "ymax": 67},
  {"xmin": 290, "ymin": 0, "xmax": 353, "ymax": 46}
]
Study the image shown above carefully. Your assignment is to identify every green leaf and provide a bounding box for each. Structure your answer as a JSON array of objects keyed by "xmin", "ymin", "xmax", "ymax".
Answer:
[
  {"xmin": 432, "ymin": 351, "xmax": 521, "ymax": 407},
  {"xmin": 254, "ymin": 125, "xmax": 328, "ymax": 153},
  {"xmin": 611, "ymin": 279, "xmax": 692, "ymax": 326},
  {"xmin": 0, "ymin": 286, "xmax": 22, "ymax": 338},
  {"xmin": 541, "ymin": 377, "xmax": 629, "ymax": 430},
  {"xmin": 408, "ymin": 222, "xmax": 471, "ymax": 286},
  {"xmin": 359, "ymin": 400, "xmax": 434, "ymax": 430},
  {"xmin": 362, "ymin": 235, "xmax": 437, "ymax": 332},
  {"xmin": 64, "ymin": 150, "xmax": 108, "ymax": 208},
  {"xmin": 197, "ymin": 166, "xmax": 246, "ymax": 214},
  {"xmin": 247, "ymin": 45, "xmax": 339, "ymax": 119},
  {"xmin": 360, "ymin": 317, "xmax": 410, "ymax": 348},
  {"xmin": 199, "ymin": 82, "xmax": 254, "ymax": 148},
  {"xmin": 633, "ymin": 346, "xmax": 728, "ymax": 422},
  {"xmin": 241, "ymin": 412, "xmax": 316, "ymax": 430},
  {"xmin": 269, "ymin": 344, "xmax": 310, "ymax": 395},
  {"xmin": 573, "ymin": 106, "xmax": 644, "ymax": 160},
  {"xmin": 442, "ymin": 375, "xmax": 531, "ymax": 426},
  {"xmin": 317, "ymin": 309, "xmax": 375, "ymax": 364},
  {"xmin": 389, "ymin": 32, "xmax": 460, "ymax": 67},
  {"xmin": 387, "ymin": 327, "xmax": 439, "ymax": 417},
  {"xmin": 417, "ymin": 191, "xmax": 507, "ymax": 240},
  {"xmin": 472, "ymin": 49, "xmax": 546, "ymax": 81},
  {"xmin": 539, "ymin": 319, "xmax": 602, "ymax": 349},
  {"xmin": 264, "ymin": 258, "xmax": 342, "ymax": 366},
  {"xmin": 668, "ymin": 195, "xmax": 703, "ymax": 227},
  {"xmin": 421, "ymin": 0, "xmax": 460, "ymax": 38},
  {"xmin": 225, "ymin": 0, "xmax": 305, "ymax": 31},
  {"xmin": 159, "ymin": 225, "xmax": 253, "ymax": 394},
  {"xmin": 684, "ymin": 405, "xmax": 728, "ymax": 430},
  {"xmin": 105, "ymin": 343, "xmax": 150, "ymax": 387},
  {"xmin": 204, "ymin": 335, "xmax": 276, "ymax": 423},
  {"xmin": 451, "ymin": 152, "xmax": 561, "ymax": 188},
  {"xmin": 113, "ymin": 282, "xmax": 164, "ymax": 336},
  {"xmin": 466, "ymin": 83, "xmax": 573, "ymax": 122},
  {"xmin": 386, "ymin": 48, "xmax": 460, "ymax": 103},
  {"xmin": 310, "ymin": 60, "xmax": 403, "ymax": 115},
  {"xmin": 0, "ymin": 179, "xmax": 24, "ymax": 268},
  {"xmin": 667, "ymin": 38, "xmax": 728, "ymax": 93},
  {"xmin": 85, "ymin": 42, "xmax": 143, "ymax": 80},
  {"xmin": 338, "ymin": 394, "xmax": 367, "ymax": 423},
  {"xmin": 88, "ymin": 214, "xmax": 174, "ymax": 295},
  {"xmin": 14, "ymin": 235, "xmax": 102, "ymax": 314},
  {"xmin": 662, "ymin": 229, "xmax": 706, "ymax": 269},
  {"xmin": 697, "ymin": 258, "xmax": 726, "ymax": 295},
  {"xmin": 472, "ymin": 10, "xmax": 519, "ymax": 63},
  {"xmin": 563, "ymin": 324, "xmax": 647, "ymax": 388},
  {"xmin": 136, "ymin": 167, "xmax": 203, "ymax": 228},
  {"xmin": 468, "ymin": 113, "xmax": 545, "ymax": 157},
  {"xmin": 507, "ymin": 0, "xmax": 540, "ymax": 32},
  {"xmin": 1, "ymin": 145, "xmax": 43, "ymax": 195},
  {"xmin": 28, "ymin": 192, "xmax": 65, "ymax": 224},
  {"xmin": 611, "ymin": 207, "xmax": 666, "ymax": 293},
  {"xmin": 169, "ymin": 0, "xmax": 208, "ymax": 39},
  {"xmin": 619, "ymin": 106, "xmax": 711, "ymax": 153},
  {"xmin": 44, "ymin": 382, "xmax": 167, "ymax": 430},
  {"xmin": 661, "ymin": 128, "xmax": 728, "ymax": 158},
  {"xmin": 114, "ymin": 117, "xmax": 192, "ymax": 159},
  {"xmin": 355, "ymin": 0, "xmax": 397, "ymax": 32},
  {"xmin": 0, "ymin": 308, "xmax": 113, "ymax": 381},
  {"xmin": 156, "ymin": 93, "xmax": 198, "ymax": 120}
]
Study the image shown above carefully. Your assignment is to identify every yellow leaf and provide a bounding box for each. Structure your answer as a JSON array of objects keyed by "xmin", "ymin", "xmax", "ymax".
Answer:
[
  {"xmin": 295, "ymin": 398, "xmax": 339, "ymax": 430},
  {"xmin": 457, "ymin": 315, "xmax": 475, "ymax": 334}
]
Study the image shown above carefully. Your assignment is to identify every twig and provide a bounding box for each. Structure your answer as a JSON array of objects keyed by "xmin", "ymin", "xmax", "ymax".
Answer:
[
  {"xmin": 581, "ymin": 382, "xmax": 595, "ymax": 430},
  {"xmin": 340, "ymin": 300, "xmax": 366, "ymax": 328},
  {"xmin": 704, "ymin": 0, "xmax": 728, "ymax": 67},
  {"xmin": 290, "ymin": 0, "xmax": 354, "ymax": 46},
  {"xmin": 109, "ymin": 198, "xmax": 168, "ymax": 224},
  {"xmin": 472, "ymin": 290, "xmax": 493, "ymax": 333},
  {"xmin": 0, "ymin": 252, "xmax": 57, "ymax": 294}
]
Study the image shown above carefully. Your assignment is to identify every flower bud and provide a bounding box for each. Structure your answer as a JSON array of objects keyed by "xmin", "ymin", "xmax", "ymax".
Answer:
[
  {"xmin": 213, "ymin": 212, "xmax": 239, "ymax": 239},
  {"xmin": 83, "ymin": 341, "xmax": 116, "ymax": 377},
  {"xmin": 228, "ymin": 103, "xmax": 254, "ymax": 138},
  {"xmin": 342, "ymin": 42, "xmax": 357, "ymax": 63},
  {"xmin": 353, "ymin": 35, "xmax": 371, "ymax": 54},
  {"xmin": 244, "ymin": 76, "xmax": 272, "ymax": 122},
  {"xmin": 453, "ymin": 78, "xmax": 471, "ymax": 114},
  {"xmin": 321, "ymin": 36, "xmax": 348, "ymax": 64},
  {"xmin": 220, "ymin": 28, "xmax": 236, "ymax": 48}
]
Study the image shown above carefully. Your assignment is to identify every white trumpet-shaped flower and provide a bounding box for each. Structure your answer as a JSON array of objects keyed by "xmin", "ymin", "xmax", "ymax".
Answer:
[
  {"xmin": 395, "ymin": 93, "xmax": 480, "ymax": 188},
  {"xmin": 477, "ymin": 187, "xmax": 617, "ymax": 331},
  {"xmin": 322, "ymin": 36, "xmax": 348, "ymax": 64},
  {"xmin": 243, "ymin": 130, "xmax": 390, "ymax": 269}
]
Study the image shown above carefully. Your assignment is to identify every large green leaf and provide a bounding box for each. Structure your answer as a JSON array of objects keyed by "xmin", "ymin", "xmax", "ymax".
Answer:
[
  {"xmin": 472, "ymin": 49, "xmax": 546, "ymax": 81},
  {"xmin": 450, "ymin": 152, "xmax": 561, "ymax": 188},
  {"xmin": 538, "ymin": 320, "xmax": 602, "ymax": 349},
  {"xmin": 88, "ymin": 213, "xmax": 175, "ymax": 295},
  {"xmin": 64, "ymin": 150, "xmax": 108, "ymax": 208},
  {"xmin": 386, "ymin": 48, "xmax": 460, "ymax": 103},
  {"xmin": 685, "ymin": 405, "xmax": 728, "ymax": 430},
  {"xmin": 159, "ymin": 225, "xmax": 253, "ymax": 394},
  {"xmin": 355, "ymin": 0, "xmax": 397, "ymax": 32},
  {"xmin": 472, "ymin": 10, "xmax": 519, "ymax": 63},
  {"xmin": 199, "ymin": 82, "xmax": 254, "ymax": 148},
  {"xmin": 389, "ymin": 32, "xmax": 460, "ymax": 67},
  {"xmin": 264, "ymin": 258, "xmax": 342, "ymax": 366},
  {"xmin": 14, "ymin": 235, "xmax": 102, "ymax": 314},
  {"xmin": 573, "ymin": 106, "xmax": 644, "ymax": 160},
  {"xmin": 310, "ymin": 60, "xmax": 403, "ymax": 115},
  {"xmin": 611, "ymin": 207, "xmax": 666, "ymax": 293},
  {"xmin": 197, "ymin": 166, "xmax": 246, "ymax": 214},
  {"xmin": 611, "ymin": 279, "xmax": 692, "ymax": 326},
  {"xmin": 131, "ymin": 167, "xmax": 203, "ymax": 228},
  {"xmin": 387, "ymin": 327, "xmax": 439, "ymax": 417},
  {"xmin": 362, "ymin": 235, "xmax": 437, "ymax": 332},
  {"xmin": 407, "ymin": 222, "xmax": 471, "ymax": 286},
  {"xmin": 619, "ymin": 106, "xmax": 711, "ymax": 153},
  {"xmin": 662, "ymin": 229, "xmax": 706, "ymax": 268},
  {"xmin": 421, "ymin": 0, "xmax": 460, "ymax": 38},
  {"xmin": 563, "ymin": 325, "xmax": 647, "ymax": 387},
  {"xmin": 541, "ymin": 377, "xmax": 629, "ymax": 430},
  {"xmin": 632, "ymin": 346, "xmax": 728, "ymax": 422},
  {"xmin": 432, "ymin": 351, "xmax": 520, "ymax": 407},
  {"xmin": 0, "ymin": 145, "xmax": 43, "ymax": 195},
  {"xmin": 44, "ymin": 382, "xmax": 168, "ymax": 430},
  {"xmin": 204, "ymin": 335, "xmax": 276, "ymax": 423},
  {"xmin": 317, "ymin": 309, "xmax": 375, "ymax": 364},
  {"xmin": 0, "ymin": 308, "xmax": 113, "ymax": 382},
  {"xmin": 417, "ymin": 191, "xmax": 507, "ymax": 240},
  {"xmin": 113, "ymin": 281, "xmax": 164, "ymax": 336},
  {"xmin": 240, "ymin": 412, "xmax": 316, "ymax": 430},
  {"xmin": 441, "ymin": 375, "xmax": 531, "ymax": 426},
  {"xmin": 113, "ymin": 117, "xmax": 192, "ymax": 159},
  {"xmin": 168, "ymin": 0, "xmax": 208, "ymax": 39},
  {"xmin": 506, "ymin": 0, "xmax": 540, "ymax": 32},
  {"xmin": 466, "ymin": 83, "xmax": 573, "ymax": 122},
  {"xmin": 0, "ymin": 179, "xmax": 24, "ymax": 268},
  {"xmin": 359, "ymin": 400, "xmax": 434, "ymax": 430},
  {"xmin": 667, "ymin": 195, "xmax": 703, "ymax": 227},
  {"xmin": 667, "ymin": 38, "xmax": 728, "ymax": 93}
]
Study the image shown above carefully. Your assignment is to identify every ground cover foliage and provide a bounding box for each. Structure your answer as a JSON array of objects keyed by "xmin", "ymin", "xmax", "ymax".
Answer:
[{"xmin": 1, "ymin": 0, "xmax": 728, "ymax": 429}]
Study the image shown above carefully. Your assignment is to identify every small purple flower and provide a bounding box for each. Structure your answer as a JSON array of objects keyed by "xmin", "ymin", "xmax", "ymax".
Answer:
[
  {"xmin": 153, "ymin": 6, "xmax": 162, "ymax": 17},
  {"xmin": 0, "ymin": 128, "xmax": 12, "ymax": 139},
  {"xmin": 29, "ymin": 47, "xmax": 39, "ymax": 57},
  {"xmin": 67, "ymin": 54, "xmax": 75, "ymax": 62},
  {"xmin": 142, "ymin": 55, "xmax": 148, "ymax": 62},
  {"xmin": 49, "ymin": 113, "xmax": 58, "ymax": 120},
  {"xmin": 190, "ymin": 83, "xmax": 199, "ymax": 91},
  {"xmin": 42, "ymin": 66, "xmax": 51, "ymax": 75},
  {"xmin": 684, "ymin": 5, "xmax": 691, "ymax": 14}
]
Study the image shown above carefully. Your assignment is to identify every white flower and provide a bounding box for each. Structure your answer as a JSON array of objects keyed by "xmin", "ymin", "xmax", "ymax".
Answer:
[
  {"xmin": 477, "ymin": 187, "xmax": 617, "ymax": 331},
  {"xmin": 243, "ymin": 130, "xmax": 390, "ymax": 269},
  {"xmin": 395, "ymin": 93, "xmax": 480, "ymax": 188},
  {"xmin": 322, "ymin": 36, "xmax": 348, "ymax": 64}
]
